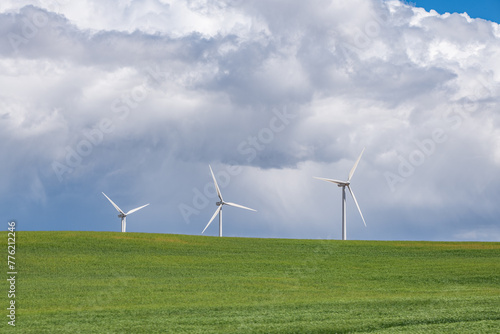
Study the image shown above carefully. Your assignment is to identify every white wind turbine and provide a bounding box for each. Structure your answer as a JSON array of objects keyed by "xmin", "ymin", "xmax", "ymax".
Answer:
[
  {"xmin": 202, "ymin": 165, "xmax": 256, "ymax": 237},
  {"xmin": 102, "ymin": 192, "xmax": 149, "ymax": 232},
  {"xmin": 314, "ymin": 148, "xmax": 366, "ymax": 240}
]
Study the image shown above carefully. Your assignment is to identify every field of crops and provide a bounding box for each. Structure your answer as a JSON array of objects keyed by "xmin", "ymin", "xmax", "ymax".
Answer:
[{"xmin": 3, "ymin": 231, "xmax": 500, "ymax": 333}]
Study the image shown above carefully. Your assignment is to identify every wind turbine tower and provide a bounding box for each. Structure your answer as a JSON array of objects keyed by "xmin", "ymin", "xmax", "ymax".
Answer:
[{"xmin": 314, "ymin": 148, "xmax": 367, "ymax": 240}]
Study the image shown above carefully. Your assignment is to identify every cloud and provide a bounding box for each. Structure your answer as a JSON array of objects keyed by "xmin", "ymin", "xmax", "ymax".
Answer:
[{"xmin": 0, "ymin": 0, "xmax": 499, "ymax": 240}]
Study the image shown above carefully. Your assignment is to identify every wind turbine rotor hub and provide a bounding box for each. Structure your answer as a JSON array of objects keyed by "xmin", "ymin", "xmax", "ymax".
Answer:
[{"xmin": 216, "ymin": 201, "xmax": 223, "ymax": 206}]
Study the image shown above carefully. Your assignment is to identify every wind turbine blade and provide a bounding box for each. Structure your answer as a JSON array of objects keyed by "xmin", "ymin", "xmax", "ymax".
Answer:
[
  {"xmin": 313, "ymin": 177, "xmax": 347, "ymax": 185},
  {"xmin": 209, "ymin": 165, "xmax": 224, "ymax": 202},
  {"xmin": 347, "ymin": 185, "xmax": 366, "ymax": 227},
  {"xmin": 225, "ymin": 202, "xmax": 257, "ymax": 212},
  {"xmin": 202, "ymin": 206, "xmax": 222, "ymax": 234},
  {"xmin": 348, "ymin": 147, "xmax": 365, "ymax": 181},
  {"xmin": 102, "ymin": 192, "xmax": 125, "ymax": 215},
  {"xmin": 126, "ymin": 203, "xmax": 150, "ymax": 215}
]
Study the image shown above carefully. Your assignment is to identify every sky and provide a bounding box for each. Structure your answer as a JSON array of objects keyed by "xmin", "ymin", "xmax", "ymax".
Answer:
[
  {"xmin": 1, "ymin": 0, "xmax": 499, "ymax": 241},
  {"xmin": 412, "ymin": 0, "xmax": 500, "ymax": 23}
]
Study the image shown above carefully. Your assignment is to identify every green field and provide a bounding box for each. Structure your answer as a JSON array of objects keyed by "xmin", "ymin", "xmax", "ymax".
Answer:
[{"xmin": 2, "ymin": 231, "xmax": 500, "ymax": 333}]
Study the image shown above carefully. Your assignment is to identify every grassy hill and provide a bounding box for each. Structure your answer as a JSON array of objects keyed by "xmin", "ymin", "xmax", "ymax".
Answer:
[{"xmin": 3, "ymin": 231, "xmax": 500, "ymax": 333}]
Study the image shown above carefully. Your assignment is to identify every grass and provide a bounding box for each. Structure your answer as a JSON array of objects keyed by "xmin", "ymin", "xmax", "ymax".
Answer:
[{"xmin": 2, "ymin": 231, "xmax": 500, "ymax": 333}]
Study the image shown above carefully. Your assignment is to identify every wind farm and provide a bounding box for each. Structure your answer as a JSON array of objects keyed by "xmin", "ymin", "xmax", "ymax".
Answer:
[
  {"xmin": 4, "ymin": 0, "xmax": 500, "ymax": 332},
  {"xmin": 7, "ymin": 157, "xmax": 500, "ymax": 333}
]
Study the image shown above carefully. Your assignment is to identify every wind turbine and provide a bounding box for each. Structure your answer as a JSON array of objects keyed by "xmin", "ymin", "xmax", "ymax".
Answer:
[
  {"xmin": 102, "ymin": 192, "xmax": 149, "ymax": 232},
  {"xmin": 202, "ymin": 165, "xmax": 256, "ymax": 237},
  {"xmin": 314, "ymin": 148, "xmax": 366, "ymax": 240}
]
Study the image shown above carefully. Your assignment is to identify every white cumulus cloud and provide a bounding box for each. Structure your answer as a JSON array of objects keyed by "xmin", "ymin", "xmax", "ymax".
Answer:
[{"xmin": 1, "ymin": 0, "xmax": 499, "ymax": 240}]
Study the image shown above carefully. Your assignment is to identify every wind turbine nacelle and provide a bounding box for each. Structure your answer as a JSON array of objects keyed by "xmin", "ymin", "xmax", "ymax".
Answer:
[
  {"xmin": 338, "ymin": 182, "xmax": 349, "ymax": 187},
  {"xmin": 118, "ymin": 214, "xmax": 126, "ymax": 218},
  {"xmin": 216, "ymin": 201, "xmax": 223, "ymax": 206}
]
